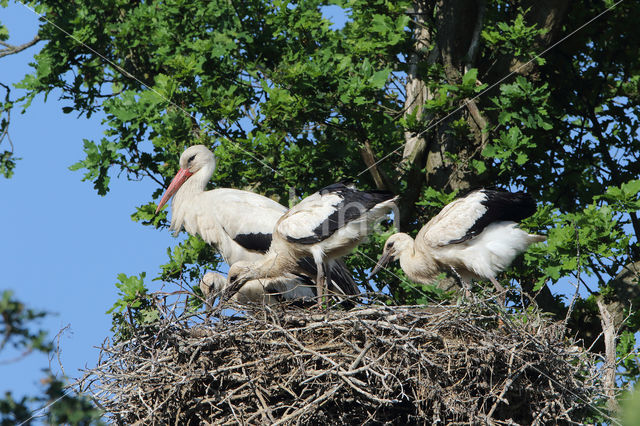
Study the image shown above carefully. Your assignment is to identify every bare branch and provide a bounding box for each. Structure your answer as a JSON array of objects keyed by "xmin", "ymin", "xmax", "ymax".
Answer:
[
  {"xmin": 0, "ymin": 35, "xmax": 41, "ymax": 59},
  {"xmin": 77, "ymin": 297, "xmax": 603, "ymax": 424}
]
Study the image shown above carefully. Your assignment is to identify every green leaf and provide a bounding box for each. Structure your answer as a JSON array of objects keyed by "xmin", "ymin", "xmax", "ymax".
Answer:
[
  {"xmin": 369, "ymin": 68, "xmax": 390, "ymax": 89},
  {"xmin": 461, "ymin": 68, "xmax": 477, "ymax": 88}
]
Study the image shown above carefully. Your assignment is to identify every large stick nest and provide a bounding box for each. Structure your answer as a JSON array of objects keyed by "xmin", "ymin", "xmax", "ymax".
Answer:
[{"xmin": 79, "ymin": 299, "xmax": 602, "ymax": 425}]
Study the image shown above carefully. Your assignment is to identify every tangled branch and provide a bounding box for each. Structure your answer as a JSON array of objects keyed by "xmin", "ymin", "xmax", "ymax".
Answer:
[{"xmin": 78, "ymin": 299, "xmax": 603, "ymax": 424}]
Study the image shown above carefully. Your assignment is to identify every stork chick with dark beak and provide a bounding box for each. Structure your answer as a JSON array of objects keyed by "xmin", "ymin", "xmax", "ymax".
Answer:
[
  {"xmin": 227, "ymin": 182, "xmax": 397, "ymax": 305},
  {"xmin": 371, "ymin": 189, "xmax": 545, "ymax": 304}
]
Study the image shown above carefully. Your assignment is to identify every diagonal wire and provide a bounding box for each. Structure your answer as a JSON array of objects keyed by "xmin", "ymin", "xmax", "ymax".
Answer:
[
  {"xmin": 357, "ymin": 0, "xmax": 624, "ymax": 178},
  {"xmin": 10, "ymin": 0, "xmax": 627, "ymax": 422},
  {"xmin": 16, "ymin": 387, "xmax": 75, "ymax": 426},
  {"xmin": 15, "ymin": 0, "xmax": 277, "ymax": 175},
  {"xmin": 354, "ymin": 248, "xmax": 443, "ymax": 305}
]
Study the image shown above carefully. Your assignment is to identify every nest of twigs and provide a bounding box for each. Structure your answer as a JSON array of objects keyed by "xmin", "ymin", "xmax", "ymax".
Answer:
[{"xmin": 79, "ymin": 298, "xmax": 602, "ymax": 425}]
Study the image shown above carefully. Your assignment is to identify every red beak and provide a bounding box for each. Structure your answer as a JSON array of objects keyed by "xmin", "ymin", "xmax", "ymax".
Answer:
[{"xmin": 155, "ymin": 168, "xmax": 193, "ymax": 214}]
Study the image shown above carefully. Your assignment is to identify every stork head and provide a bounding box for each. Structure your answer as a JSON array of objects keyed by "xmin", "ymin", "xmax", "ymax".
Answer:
[
  {"xmin": 226, "ymin": 261, "xmax": 256, "ymax": 296},
  {"xmin": 199, "ymin": 272, "xmax": 227, "ymax": 301},
  {"xmin": 178, "ymin": 144, "xmax": 216, "ymax": 172},
  {"xmin": 155, "ymin": 145, "xmax": 217, "ymax": 214},
  {"xmin": 369, "ymin": 233, "xmax": 413, "ymax": 277}
]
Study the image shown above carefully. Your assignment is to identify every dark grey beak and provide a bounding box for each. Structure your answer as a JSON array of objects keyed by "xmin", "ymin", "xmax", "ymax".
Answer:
[{"xmin": 369, "ymin": 251, "xmax": 393, "ymax": 279}]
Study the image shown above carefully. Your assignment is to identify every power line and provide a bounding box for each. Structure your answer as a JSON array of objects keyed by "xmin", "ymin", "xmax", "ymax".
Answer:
[
  {"xmin": 10, "ymin": 0, "xmax": 626, "ymax": 422},
  {"xmin": 16, "ymin": 387, "xmax": 75, "ymax": 426},
  {"xmin": 357, "ymin": 0, "xmax": 624, "ymax": 177},
  {"xmin": 16, "ymin": 1, "xmax": 277, "ymax": 175}
]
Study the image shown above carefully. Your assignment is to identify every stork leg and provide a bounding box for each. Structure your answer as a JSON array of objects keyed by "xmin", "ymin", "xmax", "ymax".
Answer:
[
  {"xmin": 489, "ymin": 277, "xmax": 507, "ymax": 306},
  {"xmin": 451, "ymin": 267, "xmax": 474, "ymax": 304},
  {"xmin": 460, "ymin": 279, "xmax": 474, "ymax": 304},
  {"xmin": 324, "ymin": 262, "xmax": 332, "ymax": 297},
  {"xmin": 311, "ymin": 248, "xmax": 326, "ymax": 307},
  {"xmin": 316, "ymin": 262, "xmax": 325, "ymax": 304}
]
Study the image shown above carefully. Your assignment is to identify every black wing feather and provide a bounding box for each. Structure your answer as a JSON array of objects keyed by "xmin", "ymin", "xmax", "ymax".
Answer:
[
  {"xmin": 232, "ymin": 232, "xmax": 273, "ymax": 253},
  {"xmin": 447, "ymin": 190, "xmax": 537, "ymax": 244},
  {"xmin": 287, "ymin": 183, "xmax": 395, "ymax": 244},
  {"xmin": 296, "ymin": 257, "xmax": 359, "ymax": 295}
]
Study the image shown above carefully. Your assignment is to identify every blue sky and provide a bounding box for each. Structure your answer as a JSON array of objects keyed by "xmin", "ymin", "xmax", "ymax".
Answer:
[
  {"xmin": 0, "ymin": 0, "xmax": 609, "ymax": 419},
  {"xmin": 0, "ymin": 2, "xmax": 349, "ymax": 413},
  {"xmin": 0, "ymin": 2, "xmax": 180, "ymax": 408}
]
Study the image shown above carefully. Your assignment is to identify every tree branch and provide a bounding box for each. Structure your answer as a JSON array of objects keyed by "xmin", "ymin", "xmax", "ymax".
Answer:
[
  {"xmin": 358, "ymin": 140, "xmax": 393, "ymax": 190},
  {"xmin": 464, "ymin": 0, "xmax": 486, "ymax": 73},
  {"xmin": 0, "ymin": 35, "xmax": 41, "ymax": 59}
]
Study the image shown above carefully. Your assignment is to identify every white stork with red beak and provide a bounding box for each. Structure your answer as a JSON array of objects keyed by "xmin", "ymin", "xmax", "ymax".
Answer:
[{"xmin": 155, "ymin": 145, "xmax": 358, "ymax": 299}]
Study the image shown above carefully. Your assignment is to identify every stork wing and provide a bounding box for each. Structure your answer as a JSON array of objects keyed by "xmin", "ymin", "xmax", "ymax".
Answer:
[
  {"xmin": 279, "ymin": 183, "xmax": 395, "ymax": 244},
  {"xmin": 418, "ymin": 189, "xmax": 536, "ymax": 247},
  {"xmin": 230, "ymin": 232, "xmax": 273, "ymax": 253},
  {"xmin": 195, "ymin": 188, "xmax": 286, "ymax": 254},
  {"xmin": 277, "ymin": 190, "xmax": 344, "ymax": 244},
  {"xmin": 296, "ymin": 257, "xmax": 359, "ymax": 295}
]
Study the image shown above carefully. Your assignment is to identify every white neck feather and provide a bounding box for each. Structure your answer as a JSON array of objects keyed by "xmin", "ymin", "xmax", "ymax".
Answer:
[
  {"xmin": 252, "ymin": 250, "xmax": 297, "ymax": 281},
  {"xmin": 398, "ymin": 239, "xmax": 440, "ymax": 285}
]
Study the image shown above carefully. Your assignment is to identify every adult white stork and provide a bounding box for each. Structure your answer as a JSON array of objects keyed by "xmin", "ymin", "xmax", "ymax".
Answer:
[
  {"xmin": 227, "ymin": 182, "xmax": 397, "ymax": 302},
  {"xmin": 370, "ymin": 189, "xmax": 545, "ymax": 302},
  {"xmin": 155, "ymin": 145, "xmax": 357, "ymax": 298},
  {"xmin": 199, "ymin": 271, "xmax": 314, "ymax": 306}
]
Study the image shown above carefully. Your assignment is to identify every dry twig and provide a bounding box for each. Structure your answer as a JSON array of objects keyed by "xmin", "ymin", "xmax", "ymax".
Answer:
[{"xmin": 77, "ymin": 299, "xmax": 602, "ymax": 424}]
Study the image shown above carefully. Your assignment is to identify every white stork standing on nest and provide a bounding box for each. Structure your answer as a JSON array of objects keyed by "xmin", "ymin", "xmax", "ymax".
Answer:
[
  {"xmin": 370, "ymin": 189, "xmax": 545, "ymax": 303},
  {"xmin": 199, "ymin": 271, "xmax": 315, "ymax": 306},
  {"xmin": 227, "ymin": 182, "xmax": 397, "ymax": 304},
  {"xmin": 155, "ymin": 145, "xmax": 358, "ymax": 300}
]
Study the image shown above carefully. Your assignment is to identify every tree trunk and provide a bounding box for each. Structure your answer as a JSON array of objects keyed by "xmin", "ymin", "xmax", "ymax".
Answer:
[
  {"xmin": 596, "ymin": 298, "xmax": 620, "ymax": 414},
  {"xmin": 397, "ymin": 1, "xmax": 434, "ymax": 232}
]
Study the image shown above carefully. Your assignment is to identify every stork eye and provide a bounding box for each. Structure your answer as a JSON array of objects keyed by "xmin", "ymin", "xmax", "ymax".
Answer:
[
  {"xmin": 386, "ymin": 241, "xmax": 394, "ymax": 249},
  {"xmin": 187, "ymin": 154, "xmax": 196, "ymax": 164}
]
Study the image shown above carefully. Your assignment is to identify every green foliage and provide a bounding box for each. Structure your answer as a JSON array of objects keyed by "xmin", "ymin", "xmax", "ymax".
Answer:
[
  {"xmin": 416, "ymin": 187, "xmax": 460, "ymax": 209},
  {"xmin": 107, "ymin": 273, "xmax": 159, "ymax": 339},
  {"xmin": 0, "ymin": 391, "xmax": 30, "ymax": 426},
  {"xmin": 0, "ymin": 290, "xmax": 103, "ymax": 423},
  {"xmin": 423, "ymin": 69, "xmax": 487, "ymax": 116},
  {"xmin": 483, "ymin": 76, "xmax": 552, "ymax": 175},
  {"xmin": 482, "ymin": 8, "xmax": 547, "ymax": 63},
  {"xmin": 597, "ymin": 179, "xmax": 640, "ymax": 213},
  {"xmin": 68, "ymin": 139, "xmax": 121, "ymax": 196},
  {"xmin": 618, "ymin": 331, "xmax": 640, "ymax": 385},
  {"xmin": 0, "ymin": 81, "xmax": 18, "ymax": 178},
  {"xmin": 159, "ymin": 234, "xmax": 219, "ymax": 282},
  {"xmin": 0, "ymin": 150, "xmax": 17, "ymax": 178},
  {"xmin": 0, "ymin": 290, "xmax": 51, "ymax": 354},
  {"xmin": 525, "ymin": 197, "xmax": 631, "ymax": 291},
  {"xmin": 622, "ymin": 385, "xmax": 640, "ymax": 426}
]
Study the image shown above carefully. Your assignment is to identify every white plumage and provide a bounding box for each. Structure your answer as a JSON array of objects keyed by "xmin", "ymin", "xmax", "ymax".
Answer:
[
  {"xmin": 155, "ymin": 145, "xmax": 285, "ymax": 265},
  {"xmin": 227, "ymin": 183, "xmax": 397, "ymax": 303},
  {"xmin": 199, "ymin": 272, "xmax": 314, "ymax": 306},
  {"xmin": 371, "ymin": 189, "xmax": 545, "ymax": 302},
  {"xmin": 155, "ymin": 145, "xmax": 357, "ymax": 299}
]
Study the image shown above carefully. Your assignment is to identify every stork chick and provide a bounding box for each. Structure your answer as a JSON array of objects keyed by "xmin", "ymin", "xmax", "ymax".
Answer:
[
  {"xmin": 371, "ymin": 189, "xmax": 545, "ymax": 303},
  {"xmin": 199, "ymin": 272, "xmax": 315, "ymax": 306},
  {"xmin": 228, "ymin": 183, "xmax": 397, "ymax": 304},
  {"xmin": 155, "ymin": 145, "xmax": 358, "ymax": 297}
]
